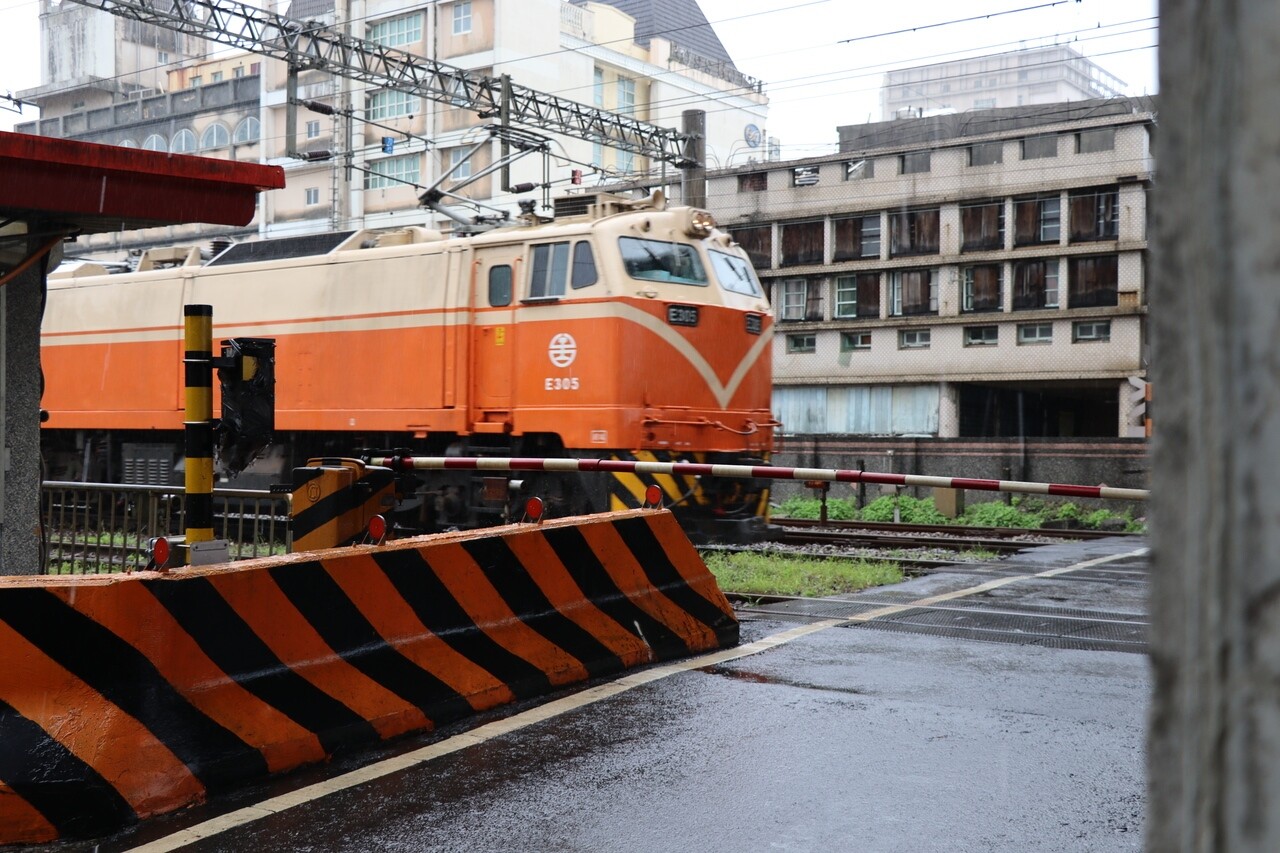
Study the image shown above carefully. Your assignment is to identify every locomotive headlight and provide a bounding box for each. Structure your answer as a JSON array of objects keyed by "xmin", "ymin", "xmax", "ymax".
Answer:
[{"xmin": 682, "ymin": 208, "xmax": 717, "ymax": 238}]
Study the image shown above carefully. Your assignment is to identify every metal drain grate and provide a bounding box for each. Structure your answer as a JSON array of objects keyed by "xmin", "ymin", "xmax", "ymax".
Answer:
[{"xmin": 741, "ymin": 595, "xmax": 1148, "ymax": 654}]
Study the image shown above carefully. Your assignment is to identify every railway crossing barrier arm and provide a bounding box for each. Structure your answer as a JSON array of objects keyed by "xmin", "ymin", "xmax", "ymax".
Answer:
[{"xmin": 367, "ymin": 455, "xmax": 1150, "ymax": 503}]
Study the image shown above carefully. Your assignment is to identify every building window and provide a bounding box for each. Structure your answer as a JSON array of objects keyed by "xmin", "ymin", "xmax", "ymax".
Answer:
[
  {"xmin": 792, "ymin": 166, "xmax": 820, "ymax": 187},
  {"xmin": 447, "ymin": 147, "xmax": 473, "ymax": 181},
  {"xmin": 899, "ymin": 328, "xmax": 931, "ymax": 349},
  {"xmin": 1013, "ymin": 259, "xmax": 1060, "ymax": 310},
  {"xmin": 738, "ymin": 172, "xmax": 767, "ymax": 192},
  {"xmin": 453, "ymin": 1, "xmax": 472, "ymax": 35},
  {"xmin": 889, "ymin": 269, "xmax": 937, "ymax": 316},
  {"xmin": 780, "ymin": 220, "xmax": 824, "ymax": 266},
  {"xmin": 845, "ymin": 159, "xmax": 873, "ymax": 180},
  {"xmin": 306, "ymin": 120, "xmax": 321, "ymax": 139},
  {"xmin": 1014, "ymin": 195, "xmax": 1061, "ymax": 245},
  {"xmin": 1021, "ymin": 134, "xmax": 1057, "ymax": 159},
  {"xmin": 968, "ymin": 141, "xmax": 1002, "ymax": 166},
  {"xmin": 368, "ymin": 13, "xmax": 422, "ymax": 47},
  {"xmin": 142, "ymin": 133, "xmax": 167, "ymax": 151},
  {"xmin": 834, "ymin": 272, "xmax": 880, "ymax": 319},
  {"xmin": 960, "ymin": 201, "xmax": 1004, "ymax": 251},
  {"xmin": 233, "ymin": 66, "xmax": 244, "ymax": 78},
  {"xmin": 973, "ymin": 98, "xmax": 996, "ymax": 109},
  {"xmin": 118, "ymin": 139, "xmax": 138, "ymax": 148},
  {"xmin": 778, "ymin": 279, "xmax": 822, "ymax": 321},
  {"xmin": 889, "ymin": 208, "xmax": 940, "ymax": 256},
  {"xmin": 962, "ymin": 264, "xmax": 1003, "ymax": 312},
  {"xmin": 1073, "ymin": 320, "xmax": 1112, "ymax": 342},
  {"xmin": 617, "ymin": 150, "xmax": 635, "ymax": 173},
  {"xmin": 233, "ymin": 116, "xmax": 260, "ymax": 144},
  {"xmin": 1017, "ymin": 322, "xmax": 1053, "ymax": 344},
  {"xmin": 367, "ymin": 89, "xmax": 417, "ymax": 120},
  {"xmin": 188, "ymin": 76, "xmax": 202, "ymax": 88},
  {"xmin": 729, "ymin": 225, "xmax": 772, "ymax": 269},
  {"xmin": 1077, "ymin": 127, "xmax": 1116, "ymax": 153},
  {"xmin": 200, "ymin": 123, "xmax": 230, "ymax": 149},
  {"xmin": 1069, "ymin": 187, "xmax": 1120, "ymax": 242},
  {"xmin": 616, "ymin": 77, "xmax": 636, "ymax": 115},
  {"xmin": 365, "ymin": 153, "xmax": 420, "ymax": 189},
  {"xmin": 1068, "ymin": 255, "xmax": 1119, "ymax": 307},
  {"xmin": 305, "ymin": 187, "xmax": 320, "ymax": 205},
  {"xmin": 170, "ymin": 129, "xmax": 196, "ymax": 153},
  {"xmin": 593, "ymin": 67, "xmax": 604, "ymax": 106},
  {"xmin": 787, "ymin": 334, "xmax": 817, "ymax": 354},
  {"xmin": 899, "ymin": 151, "xmax": 931, "ymax": 174},
  {"xmin": 210, "ymin": 71, "xmax": 223, "ymax": 83},
  {"xmin": 832, "ymin": 214, "xmax": 880, "ymax": 261},
  {"xmin": 964, "ymin": 325, "xmax": 998, "ymax": 346},
  {"xmin": 841, "ymin": 331, "xmax": 872, "ymax": 351},
  {"xmin": 250, "ymin": 63, "xmax": 261, "ymax": 75},
  {"xmin": 157, "ymin": 51, "xmax": 169, "ymax": 64}
]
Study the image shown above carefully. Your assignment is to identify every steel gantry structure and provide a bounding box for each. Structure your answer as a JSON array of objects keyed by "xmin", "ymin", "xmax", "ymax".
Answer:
[{"xmin": 64, "ymin": 0, "xmax": 697, "ymax": 167}]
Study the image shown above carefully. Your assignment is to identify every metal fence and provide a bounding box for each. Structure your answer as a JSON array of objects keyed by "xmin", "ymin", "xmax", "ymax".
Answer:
[{"xmin": 41, "ymin": 481, "xmax": 291, "ymax": 574}]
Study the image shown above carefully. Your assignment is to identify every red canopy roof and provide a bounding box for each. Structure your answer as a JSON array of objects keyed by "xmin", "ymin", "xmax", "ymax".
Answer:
[{"xmin": 0, "ymin": 131, "xmax": 285, "ymax": 233}]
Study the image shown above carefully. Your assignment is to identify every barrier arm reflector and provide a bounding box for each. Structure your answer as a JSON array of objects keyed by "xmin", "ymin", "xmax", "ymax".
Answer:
[{"xmin": 367, "ymin": 456, "xmax": 1149, "ymax": 503}]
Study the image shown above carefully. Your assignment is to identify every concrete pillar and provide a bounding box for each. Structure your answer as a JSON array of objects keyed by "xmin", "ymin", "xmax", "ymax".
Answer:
[
  {"xmin": 0, "ymin": 242, "xmax": 47, "ymax": 575},
  {"xmin": 937, "ymin": 381, "xmax": 960, "ymax": 438},
  {"xmin": 1148, "ymin": 3, "xmax": 1280, "ymax": 850}
]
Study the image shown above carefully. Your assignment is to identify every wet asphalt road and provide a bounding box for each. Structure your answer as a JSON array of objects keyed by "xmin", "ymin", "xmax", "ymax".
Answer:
[{"xmin": 101, "ymin": 537, "xmax": 1149, "ymax": 853}]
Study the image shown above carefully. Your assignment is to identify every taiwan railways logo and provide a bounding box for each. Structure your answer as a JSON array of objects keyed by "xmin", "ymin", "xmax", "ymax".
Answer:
[{"xmin": 548, "ymin": 333, "xmax": 578, "ymax": 368}]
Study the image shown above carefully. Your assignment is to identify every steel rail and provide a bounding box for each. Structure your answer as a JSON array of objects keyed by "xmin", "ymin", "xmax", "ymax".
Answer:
[{"xmin": 370, "ymin": 455, "xmax": 1150, "ymax": 502}]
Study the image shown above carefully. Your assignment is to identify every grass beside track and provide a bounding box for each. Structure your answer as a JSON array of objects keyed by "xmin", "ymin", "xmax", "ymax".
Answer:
[{"xmin": 703, "ymin": 550, "xmax": 903, "ymax": 598}]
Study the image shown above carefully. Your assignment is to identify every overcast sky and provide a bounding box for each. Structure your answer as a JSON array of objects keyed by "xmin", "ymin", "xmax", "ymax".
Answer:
[{"xmin": 0, "ymin": 0, "xmax": 1158, "ymax": 155}]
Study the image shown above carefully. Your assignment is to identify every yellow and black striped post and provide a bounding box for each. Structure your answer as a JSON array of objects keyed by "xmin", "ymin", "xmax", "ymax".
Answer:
[{"xmin": 183, "ymin": 304, "xmax": 215, "ymax": 557}]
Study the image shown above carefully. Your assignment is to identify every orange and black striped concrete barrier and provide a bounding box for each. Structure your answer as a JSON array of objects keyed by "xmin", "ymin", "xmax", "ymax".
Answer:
[{"xmin": 0, "ymin": 509, "xmax": 736, "ymax": 844}]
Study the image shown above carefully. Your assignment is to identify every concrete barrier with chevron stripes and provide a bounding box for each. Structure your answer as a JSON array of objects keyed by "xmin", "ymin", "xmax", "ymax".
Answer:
[{"xmin": 0, "ymin": 509, "xmax": 736, "ymax": 844}]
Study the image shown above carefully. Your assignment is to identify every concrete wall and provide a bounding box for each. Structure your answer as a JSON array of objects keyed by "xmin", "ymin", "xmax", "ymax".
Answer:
[
  {"xmin": 1148, "ymin": 2, "xmax": 1280, "ymax": 850},
  {"xmin": 1, "ymin": 247, "xmax": 46, "ymax": 575},
  {"xmin": 769, "ymin": 436, "xmax": 1148, "ymax": 507}
]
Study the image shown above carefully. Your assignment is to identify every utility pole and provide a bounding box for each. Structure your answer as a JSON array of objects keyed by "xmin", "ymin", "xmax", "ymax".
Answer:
[{"xmin": 681, "ymin": 109, "xmax": 706, "ymax": 208}]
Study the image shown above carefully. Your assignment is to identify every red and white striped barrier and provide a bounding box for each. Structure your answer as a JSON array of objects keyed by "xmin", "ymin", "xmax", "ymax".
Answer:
[{"xmin": 368, "ymin": 456, "xmax": 1149, "ymax": 502}]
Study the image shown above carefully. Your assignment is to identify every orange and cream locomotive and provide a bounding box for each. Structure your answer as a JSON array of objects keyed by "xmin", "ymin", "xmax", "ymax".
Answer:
[{"xmin": 40, "ymin": 192, "xmax": 776, "ymax": 539}]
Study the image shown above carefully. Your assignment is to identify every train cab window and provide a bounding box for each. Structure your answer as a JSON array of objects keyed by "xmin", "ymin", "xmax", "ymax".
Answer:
[
  {"xmin": 571, "ymin": 241, "xmax": 598, "ymax": 289},
  {"xmin": 709, "ymin": 250, "xmax": 761, "ymax": 296},
  {"xmin": 619, "ymin": 237, "xmax": 708, "ymax": 286},
  {"xmin": 529, "ymin": 242, "xmax": 570, "ymax": 299},
  {"xmin": 488, "ymin": 265, "xmax": 512, "ymax": 307}
]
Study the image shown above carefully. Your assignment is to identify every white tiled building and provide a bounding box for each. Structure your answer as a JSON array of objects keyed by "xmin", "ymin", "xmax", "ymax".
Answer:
[
  {"xmin": 709, "ymin": 98, "xmax": 1154, "ymax": 439},
  {"xmin": 17, "ymin": 0, "xmax": 767, "ymax": 255},
  {"xmin": 880, "ymin": 45, "xmax": 1127, "ymax": 119}
]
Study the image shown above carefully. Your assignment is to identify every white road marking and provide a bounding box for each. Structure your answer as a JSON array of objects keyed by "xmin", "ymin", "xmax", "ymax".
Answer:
[{"xmin": 126, "ymin": 546, "xmax": 1147, "ymax": 851}]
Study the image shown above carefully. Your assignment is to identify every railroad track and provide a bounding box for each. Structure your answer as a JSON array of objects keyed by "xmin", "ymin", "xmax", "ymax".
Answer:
[{"xmin": 775, "ymin": 518, "xmax": 1134, "ymax": 552}]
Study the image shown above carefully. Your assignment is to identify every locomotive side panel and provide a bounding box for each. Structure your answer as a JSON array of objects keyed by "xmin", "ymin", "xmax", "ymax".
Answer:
[{"xmin": 42, "ymin": 274, "xmax": 188, "ymax": 429}]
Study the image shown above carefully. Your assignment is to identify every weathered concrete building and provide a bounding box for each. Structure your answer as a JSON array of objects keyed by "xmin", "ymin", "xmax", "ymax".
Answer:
[{"xmin": 708, "ymin": 97, "xmax": 1154, "ymax": 441}]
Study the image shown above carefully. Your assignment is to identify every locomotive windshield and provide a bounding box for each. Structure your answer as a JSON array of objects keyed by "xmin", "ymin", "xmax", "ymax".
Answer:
[
  {"xmin": 708, "ymin": 250, "xmax": 762, "ymax": 296},
  {"xmin": 618, "ymin": 237, "xmax": 708, "ymax": 286}
]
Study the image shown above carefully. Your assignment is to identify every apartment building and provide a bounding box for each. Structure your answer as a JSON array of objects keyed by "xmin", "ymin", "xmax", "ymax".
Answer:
[
  {"xmin": 16, "ymin": 0, "xmax": 767, "ymax": 255},
  {"xmin": 710, "ymin": 98, "xmax": 1154, "ymax": 440},
  {"xmin": 881, "ymin": 45, "xmax": 1127, "ymax": 120}
]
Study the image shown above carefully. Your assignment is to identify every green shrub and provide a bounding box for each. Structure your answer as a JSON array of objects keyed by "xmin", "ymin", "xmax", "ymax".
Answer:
[
  {"xmin": 772, "ymin": 495, "xmax": 858, "ymax": 520},
  {"xmin": 859, "ymin": 495, "xmax": 949, "ymax": 524},
  {"xmin": 961, "ymin": 500, "xmax": 1043, "ymax": 528}
]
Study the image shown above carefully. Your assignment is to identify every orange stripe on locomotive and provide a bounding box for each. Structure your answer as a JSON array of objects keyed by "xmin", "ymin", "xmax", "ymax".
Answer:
[{"xmin": 40, "ymin": 194, "xmax": 774, "ymax": 454}]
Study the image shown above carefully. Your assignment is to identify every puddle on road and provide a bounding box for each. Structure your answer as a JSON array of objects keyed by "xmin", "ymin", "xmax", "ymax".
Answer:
[{"xmin": 698, "ymin": 665, "xmax": 871, "ymax": 697}]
